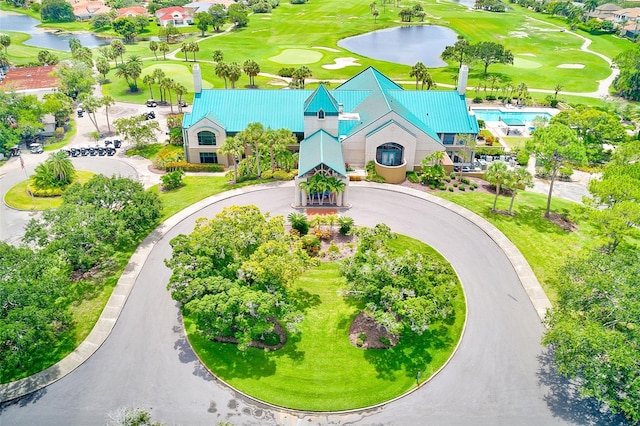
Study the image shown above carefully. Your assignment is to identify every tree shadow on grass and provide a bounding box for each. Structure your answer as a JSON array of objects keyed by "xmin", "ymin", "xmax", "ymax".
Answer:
[
  {"xmin": 289, "ymin": 288, "xmax": 321, "ymax": 312},
  {"xmin": 491, "ymin": 203, "xmax": 576, "ymax": 235},
  {"xmin": 363, "ymin": 323, "xmax": 454, "ymax": 381},
  {"xmin": 537, "ymin": 347, "xmax": 629, "ymax": 426}
]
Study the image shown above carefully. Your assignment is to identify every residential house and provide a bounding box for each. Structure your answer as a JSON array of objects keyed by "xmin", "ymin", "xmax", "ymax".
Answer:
[
  {"xmin": 182, "ymin": 65, "xmax": 478, "ymax": 203},
  {"xmin": 72, "ymin": 1, "xmax": 112, "ymax": 21},
  {"xmin": 155, "ymin": 6, "xmax": 194, "ymax": 27},
  {"xmin": 116, "ymin": 6, "xmax": 149, "ymax": 19},
  {"xmin": 0, "ymin": 65, "xmax": 60, "ymax": 99},
  {"xmin": 588, "ymin": 3, "xmax": 621, "ymax": 20}
]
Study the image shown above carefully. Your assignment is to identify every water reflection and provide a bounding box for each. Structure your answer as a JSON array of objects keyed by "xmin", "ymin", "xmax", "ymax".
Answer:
[
  {"xmin": 338, "ymin": 25, "xmax": 458, "ymax": 68},
  {"xmin": 0, "ymin": 11, "xmax": 110, "ymax": 51}
]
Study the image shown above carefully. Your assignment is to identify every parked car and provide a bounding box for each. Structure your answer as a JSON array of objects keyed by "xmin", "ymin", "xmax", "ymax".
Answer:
[
  {"xmin": 146, "ymin": 99, "xmax": 157, "ymax": 107},
  {"xmin": 106, "ymin": 147, "xmax": 116, "ymax": 156},
  {"xmin": 113, "ymin": 139, "xmax": 122, "ymax": 148},
  {"xmin": 29, "ymin": 143, "xmax": 43, "ymax": 154},
  {"xmin": 461, "ymin": 166, "xmax": 471, "ymax": 173}
]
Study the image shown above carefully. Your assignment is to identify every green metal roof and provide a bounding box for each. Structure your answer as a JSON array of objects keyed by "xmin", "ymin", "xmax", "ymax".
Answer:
[
  {"xmin": 297, "ymin": 130, "xmax": 346, "ymax": 177},
  {"xmin": 336, "ymin": 66, "xmax": 403, "ymax": 92},
  {"xmin": 304, "ymin": 84, "xmax": 339, "ymax": 116}
]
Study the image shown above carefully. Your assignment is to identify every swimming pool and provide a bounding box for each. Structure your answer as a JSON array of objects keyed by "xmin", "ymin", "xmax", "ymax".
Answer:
[{"xmin": 472, "ymin": 108, "xmax": 554, "ymax": 123}]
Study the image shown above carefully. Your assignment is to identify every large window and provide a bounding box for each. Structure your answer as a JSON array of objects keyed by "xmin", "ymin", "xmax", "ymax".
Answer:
[
  {"xmin": 198, "ymin": 131, "xmax": 216, "ymax": 145},
  {"xmin": 376, "ymin": 142, "xmax": 404, "ymax": 166},
  {"xmin": 200, "ymin": 152, "xmax": 218, "ymax": 164},
  {"xmin": 442, "ymin": 134, "xmax": 455, "ymax": 145}
]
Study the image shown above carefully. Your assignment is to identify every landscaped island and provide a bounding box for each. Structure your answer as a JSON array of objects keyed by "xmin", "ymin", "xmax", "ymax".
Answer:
[{"xmin": 165, "ymin": 206, "xmax": 465, "ymax": 410}]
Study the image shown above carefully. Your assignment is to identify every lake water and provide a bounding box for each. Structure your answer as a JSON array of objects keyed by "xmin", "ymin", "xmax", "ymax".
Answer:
[
  {"xmin": 0, "ymin": 11, "xmax": 110, "ymax": 51},
  {"xmin": 338, "ymin": 25, "xmax": 459, "ymax": 68}
]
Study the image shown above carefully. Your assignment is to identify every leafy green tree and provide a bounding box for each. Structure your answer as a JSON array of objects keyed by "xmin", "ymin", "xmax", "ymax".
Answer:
[
  {"xmin": 209, "ymin": 4, "xmax": 227, "ymax": 31},
  {"xmin": 159, "ymin": 22, "xmax": 178, "ymax": 43},
  {"xmin": 37, "ymin": 49, "xmax": 59, "ymax": 66},
  {"xmin": 114, "ymin": 114, "xmax": 160, "ymax": 149},
  {"xmin": 0, "ymin": 242, "xmax": 72, "ymax": 382},
  {"xmin": 544, "ymin": 248, "xmax": 640, "ymax": 423},
  {"xmin": 551, "ymin": 106, "xmax": 627, "ymax": 164},
  {"xmin": 195, "ymin": 11, "xmax": 211, "ymax": 36},
  {"xmin": 42, "ymin": 91, "xmax": 73, "ymax": 127},
  {"xmin": 441, "ymin": 38, "xmax": 471, "ymax": 69},
  {"xmin": 41, "ymin": 0, "xmax": 74, "ymax": 22},
  {"xmin": 342, "ymin": 224, "xmax": 458, "ymax": 336},
  {"xmin": 165, "ymin": 205, "xmax": 310, "ymax": 349},
  {"xmin": 526, "ymin": 123, "xmax": 586, "ymax": 218},
  {"xmin": 470, "ymin": 41, "xmax": 514, "ymax": 75},
  {"xmin": 113, "ymin": 17, "xmax": 138, "ymax": 43},
  {"xmin": 0, "ymin": 34, "xmax": 11, "ymax": 54},
  {"xmin": 54, "ymin": 60, "xmax": 95, "ymax": 99},
  {"xmin": 90, "ymin": 12, "xmax": 113, "ymax": 30},
  {"xmin": 72, "ymin": 46, "xmax": 93, "ymax": 68},
  {"xmin": 613, "ymin": 47, "xmax": 640, "ymax": 101},
  {"xmin": 243, "ymin": 59, "xmax": 260, "ymax": 87},
  {"xmin": 485, "ymin": 160, "xmax": 509, "ymax": 211},
  {"xmin": 585, "ymin": 161, "xmax": 640, "ymax": 253},
  {"xmin": 228, "ymin": 3, "xmax": 248, "ymax": 27}
]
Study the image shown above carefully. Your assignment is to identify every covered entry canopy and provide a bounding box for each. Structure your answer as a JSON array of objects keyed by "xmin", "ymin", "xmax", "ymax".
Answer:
[{"xmin": 297, "ymin": 129, "xmax": 346, "ymax": 177}]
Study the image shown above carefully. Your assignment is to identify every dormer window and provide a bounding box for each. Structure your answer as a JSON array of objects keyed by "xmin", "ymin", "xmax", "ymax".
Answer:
[{"xmin": 318, "ymin": 109, "xmax": 325, "ymax": 120}]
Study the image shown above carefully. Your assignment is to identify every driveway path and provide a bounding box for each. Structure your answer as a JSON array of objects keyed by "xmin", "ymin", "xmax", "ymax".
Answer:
[{"xmin": 0, "ymin": 183, "xmax": 620, "ymax": 425}]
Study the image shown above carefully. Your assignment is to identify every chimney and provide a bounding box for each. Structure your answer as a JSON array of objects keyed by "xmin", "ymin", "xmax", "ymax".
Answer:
[
  {"xmin": 193, "ymin": 63, "xmax": 202, "ymax": 94},
  {"xmin": 457, "ymin": 65, "xmax": 468, "ymax": 96}
]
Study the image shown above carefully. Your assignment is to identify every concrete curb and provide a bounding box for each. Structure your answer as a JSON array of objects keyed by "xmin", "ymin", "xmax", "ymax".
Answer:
[{"xmin": 0, "ymin": 181, "xmax": 551, "ymax": 403}]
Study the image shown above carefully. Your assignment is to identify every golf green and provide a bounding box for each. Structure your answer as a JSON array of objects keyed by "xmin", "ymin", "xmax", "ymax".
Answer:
[
  {"xmin": 269, "ymin": 48, "xmax": 323, "ymax": 65},
  {"xmin": 513, "ymin": 57, "xmax": 542, "ymax": 69}
]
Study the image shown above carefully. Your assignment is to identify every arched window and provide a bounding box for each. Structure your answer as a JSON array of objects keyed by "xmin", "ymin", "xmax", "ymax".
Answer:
[
  {"xmin": 376, "ymin": 142, "xmax": 404, "ymax": 166},
  {"xmin": 317, "ymin": 109, "xmax": 325, "ymax": 120},
  {"xmin": 197, "ymin": 131, "xmax": 216, "ymax": 145}
]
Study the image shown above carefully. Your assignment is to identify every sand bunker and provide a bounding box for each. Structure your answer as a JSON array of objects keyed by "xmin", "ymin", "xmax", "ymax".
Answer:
[
  {"xmin": 509, "ymin": 31, "xmax": 528, "ymax": 38},
  {"xmin": 322, "ymin": 57, "xmax": 361, "ymax": 70},
  {"xmin": 313, "ymin": 46, "xmax": 340, "ymax": 52},
  {"xmin": 557, "ymin": 64, "xmax": 585, "ymax": 69}
]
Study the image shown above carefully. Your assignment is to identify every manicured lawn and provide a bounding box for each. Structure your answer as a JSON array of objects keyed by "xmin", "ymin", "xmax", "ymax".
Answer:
[
  {"xmin": 125, "ymin": 143, "xmax": 165, "ymax": 159},
  {"xmin": 501, "ymin": 136, "xmax": 528, "ymax": 150},
  {"xmin": 187, "ymin": 237, "xmax": 465, "ymax": 411},
  {"xmin": 3, "ymin": 170, "xmax": 95, "ymax": 211},
  {"xmin": 436, "ymin": 190, "xmax": 593, "ymax": 302}
]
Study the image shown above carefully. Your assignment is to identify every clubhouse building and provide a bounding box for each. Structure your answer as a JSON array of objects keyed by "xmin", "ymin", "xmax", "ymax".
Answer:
[{"xmin": 182, "ymin": 65, "xmax": 479, "ymax": 206}]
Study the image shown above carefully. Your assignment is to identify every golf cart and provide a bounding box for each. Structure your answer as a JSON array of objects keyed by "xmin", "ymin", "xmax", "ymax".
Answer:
[
  {"xmin": 30, "ymin": 143, "xmax": 43, "ymax": 154},
  {"xmin": 146, "ymin": 99, "xmax": 157, "ymax": 107}
]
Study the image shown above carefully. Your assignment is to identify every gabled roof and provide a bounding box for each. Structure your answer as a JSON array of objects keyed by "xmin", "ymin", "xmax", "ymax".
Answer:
[
  {"xmin": 335, "ymin": 66, "xmax": 403, "ymax": 92},
  {"xmin": 297, "ymin": 130, "xmax": 346, "ymax": 177},
  {"xmin": 304, "ymin": 84, "xmax": 339, "ymax": 116},
  {"xmin": 116, "ymin": 6, "xmax": 148, "ymax": 17}
]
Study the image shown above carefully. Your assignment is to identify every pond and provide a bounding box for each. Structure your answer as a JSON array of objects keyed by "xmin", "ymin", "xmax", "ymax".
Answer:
[
  {"xmin": 337, "ymin": 25, "xmax": 459, "ymax": 68},
  {"xmin": 0, "ymin": 11, "xmax": 110, "ymax": 52}
]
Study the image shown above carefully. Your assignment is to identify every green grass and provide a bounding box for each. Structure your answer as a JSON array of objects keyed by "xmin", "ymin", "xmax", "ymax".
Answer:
[
  {"xmin": 3, "ymin": 170, "xmax": 95, "ymax": 211},
  {"xmin": 436, "ymin": 190, "xmax": 593, "ymax": 302},
  {"xmin": 187, "ymin": 236, "xmax": 465, "ymax": 411},
  {"xmin": 125, "ymin": 143, "xmax": 165, "ymax": 159},
  {"xmin": 501, "ymin": 136, "xmax": 528, "ymax": 150}
]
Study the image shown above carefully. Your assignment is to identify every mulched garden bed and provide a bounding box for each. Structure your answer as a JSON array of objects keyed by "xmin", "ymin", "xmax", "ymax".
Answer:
[{"xmin": 348, "ymin": 311, "xmax": 399, "ymax": 349}]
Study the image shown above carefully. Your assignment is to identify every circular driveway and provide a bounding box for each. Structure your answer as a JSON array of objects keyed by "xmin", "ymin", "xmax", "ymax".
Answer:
[{"xmin": 0, "ymin": 183, "xmax": 613, "ymax": 425}]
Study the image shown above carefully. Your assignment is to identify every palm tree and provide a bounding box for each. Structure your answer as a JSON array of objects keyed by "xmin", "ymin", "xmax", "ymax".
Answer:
[
  {"xmin": 143, "ymin": 74, "xmax": 155, "ymax": 99},
  {"xmin": 485, "ymin": 161, "xmax": 509, "ymax": 211},
  {"xmin": 110, "ymin": 39, "xmax": 126, "ymax": 65},
  {"xmin": 190, "ymin": 42, "xmax": 200, "ymax": 62},
  {"xmin": 158, "ymin": 42, "xmax": 170, "ymax": 60},
  {"xmin": 219, "ymin": 135, "xmax": 245, "ymax": 182},
  {"xmin": 101, "ymin": 95, "xmax": 115, "ymax": 134},
  {"xmin": 125, "ymin": 56, "xmax": 142, "ymax": 91},
  {"xmin": 505, "ymin": 167, "xmax": 533, "ymax": 215},
  {"xmin": 553, "ymin": 83, "xmax": 563, "ymax": 100},
  {"xmin": 151, "ymin": 68, "xmax": 166, "ymax": 101},
  {"xmin": 180, "ymin": 43, "xmax": 189, "ymax": 61},
  {"xmin": 0, "ymin": 34, "xmax": 11, "ymax": 54},
  {"xmin": 174, "ymin": 83, "xmax": 188, "ymax": 112},
  {"xmin": 212, "ymin": 50, "xmax": 224, "ymax": 63},
  {"xmin": 421, "ymin": 69, "xmax": 435, "ymax": 90},
  {"xmin": 409, "ymin": 62, "xmax": 427, "ymax": 90},
  {"xmin": 227, "ymin": 62, "xmax": 242, "ymax": 89},
  {"xmin": 216, "ymin": 62, "xmax": 229, "ymax": 88},
  {"xmin": 292, "ymin": 66, "xmax": 312, "ymax": 89},
  {"xmin": 373, "ymin": 9, "xmax": 379, "ymax": 22},
  {"xmin": 114, "ymin": 63, "xmax": 132, "ymax": 88},
  {"xmin": 243, "ymin": 59, "xmax": 260, "ymax": 87},
  {"xmin": 160, "ymin": 78, "xmax": 175, "ymax": 114},
  {"xmin": 149, "ymin": 41, "xmax": 159, "ymax": 60},
  {"xmin": 489, "ymin": 75, "xmax": 500, "ymax": 97},
  {"xmin": 48, "ymin": 151, "xmax": 76, "ymax": 185}
]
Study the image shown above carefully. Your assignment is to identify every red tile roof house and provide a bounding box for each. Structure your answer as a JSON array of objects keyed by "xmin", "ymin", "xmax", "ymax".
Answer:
[
  {"xmin": 72, "ymin": 1, "xmax": 112, "ymax": 21},
  {"xmin": 155, "ymin": 6, "xmax": 194, "ymax": 27},
  {"xmin": 116, "ymin": 6, "xmax": 150, "ymax": 19},
  {"xmin": 0, "ymin": 65, "xmax": 60, "ymax": 135}
]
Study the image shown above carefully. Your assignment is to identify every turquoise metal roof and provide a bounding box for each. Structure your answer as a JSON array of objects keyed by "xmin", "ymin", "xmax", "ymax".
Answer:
[
  {"xmin": 389, "ymin": 91, "xmax": 479, "ymax": 134},
  {"xmin": 304, "ymin": 84, "xmax": 339, "ymax": 116},
  {"xmin": 336, "ymin": 66, "xmax": 403, "ymax": 92},
  {"xmin": 297, "ymin": 130, "xmax": 346, "ymax": 177}
]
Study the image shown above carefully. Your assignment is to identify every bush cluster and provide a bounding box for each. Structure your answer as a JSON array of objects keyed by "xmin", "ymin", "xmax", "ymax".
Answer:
[{"xmin": 165, "ymin": 161, "xmax": 225, "ymax": 173}]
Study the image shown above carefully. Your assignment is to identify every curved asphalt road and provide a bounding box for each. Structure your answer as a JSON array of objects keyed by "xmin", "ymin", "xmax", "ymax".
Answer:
[{"xmin": 0, "ymin": 184, "xmax": 622, "ymax": 425}]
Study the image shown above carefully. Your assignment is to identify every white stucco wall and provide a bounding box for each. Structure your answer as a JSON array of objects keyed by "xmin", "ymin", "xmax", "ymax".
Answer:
[{"xmin": 184, "ymin": 118, "xmax": 228, "ymax": 165}]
